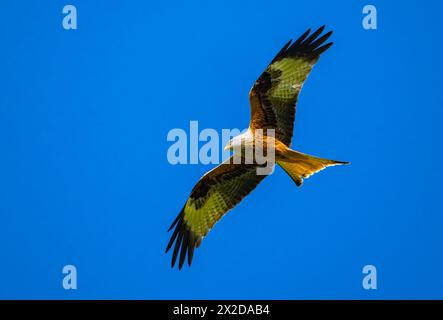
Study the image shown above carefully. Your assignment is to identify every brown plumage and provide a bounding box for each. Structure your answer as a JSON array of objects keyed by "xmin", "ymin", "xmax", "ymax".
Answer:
[{"xmin": 166, "ymin": 26, "xmax": 349, "ymax": 270}]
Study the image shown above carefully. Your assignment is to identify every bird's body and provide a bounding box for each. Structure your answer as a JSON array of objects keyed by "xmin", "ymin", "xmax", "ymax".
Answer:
[{"xmin": 166, "ymin": 26, "xmax": 349, "ymax": 269}]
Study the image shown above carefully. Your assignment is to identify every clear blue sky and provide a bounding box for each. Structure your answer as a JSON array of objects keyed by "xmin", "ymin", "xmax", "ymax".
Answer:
[{"xmin": 0, "ymin": 0, "xmax": 442, "ymax": 299}]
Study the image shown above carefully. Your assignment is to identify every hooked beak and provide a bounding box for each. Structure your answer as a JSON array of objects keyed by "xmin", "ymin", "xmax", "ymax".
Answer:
[{"xmin": 224, "ymin": 143, "xmax": 231, "ymax": 151}]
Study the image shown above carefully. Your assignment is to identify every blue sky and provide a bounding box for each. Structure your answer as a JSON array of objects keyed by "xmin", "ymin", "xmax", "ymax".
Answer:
[{"xmin": 0, "ymin": 0, "xmax": 442, "ymax": 299}]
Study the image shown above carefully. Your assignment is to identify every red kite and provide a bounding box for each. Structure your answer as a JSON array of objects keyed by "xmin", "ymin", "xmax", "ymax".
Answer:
[{"xmin": 166, "ymin": 26, "xmax": 348, "ymax": 269}]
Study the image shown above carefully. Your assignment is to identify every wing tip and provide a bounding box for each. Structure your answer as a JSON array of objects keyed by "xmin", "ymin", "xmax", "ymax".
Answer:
[
  {"xmin": 271, "ymin": 25, "xmax": 334, "ymax": 63},
  {"xmin": 166, "ymin": 210, "xmax": 198, "ymax": 270}
]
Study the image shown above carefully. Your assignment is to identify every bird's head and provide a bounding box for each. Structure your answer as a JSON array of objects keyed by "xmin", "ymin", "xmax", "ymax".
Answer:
[
  {"xmin": 224, "ymin": 139, "xmax": 233, "ymax": 152},
  {"xmin": 224, "ymin": 135, "xmax": 242, "ymax": 151}
]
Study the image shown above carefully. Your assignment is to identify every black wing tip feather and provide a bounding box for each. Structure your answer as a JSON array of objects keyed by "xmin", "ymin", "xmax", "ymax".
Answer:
[
  {"xmin": 165, "ymin": 210, "xmax": 197, "ymax": 270},
  {"xmin": 271, "ymin": 25, "xmax": 333, "ymax": 63}
]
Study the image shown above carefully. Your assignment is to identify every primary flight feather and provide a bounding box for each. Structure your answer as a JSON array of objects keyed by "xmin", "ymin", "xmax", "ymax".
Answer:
[{"xmin": 166, "ymin": 26, "xmax": 349, "ymax": 269}]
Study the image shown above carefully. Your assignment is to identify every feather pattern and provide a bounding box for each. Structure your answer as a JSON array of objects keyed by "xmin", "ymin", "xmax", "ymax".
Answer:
[
  {"xmin": 166, "ymin": 26, "xmax": 335, "ymax": 269},
  {"xmin": 249, "ymin": 26, "xmax": 333, "ymax": 146},
  {"xmin": 166, "ymin": 157, "xmax": 267, "ymax": 269}
]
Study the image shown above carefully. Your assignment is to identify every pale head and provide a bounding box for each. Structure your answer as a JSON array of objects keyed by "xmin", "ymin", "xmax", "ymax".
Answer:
[{"xmin": 224, "ymin": 134, "xmax": 243, "ymax": 151}]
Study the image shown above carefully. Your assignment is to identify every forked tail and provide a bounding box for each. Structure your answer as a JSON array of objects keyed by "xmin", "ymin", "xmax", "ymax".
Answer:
[{"xmin": 277, "ymin": 149, "xmax": 349, "ymax": 186}]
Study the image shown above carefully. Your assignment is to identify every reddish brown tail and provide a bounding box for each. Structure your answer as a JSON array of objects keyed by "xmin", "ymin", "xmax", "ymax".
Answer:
[{"xmin": 277, "ymin": 149, "xmax": 349, "ymax": 186}]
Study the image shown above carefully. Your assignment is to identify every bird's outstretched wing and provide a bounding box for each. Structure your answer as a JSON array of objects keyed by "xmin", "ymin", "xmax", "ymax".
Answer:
[
  {"xmin": 166, "ymin": 157, "xmax": 267, "ymax": 269},
  {"xmin": 249, "ymin": 26, "xmax": 333, "ymax": 146}
]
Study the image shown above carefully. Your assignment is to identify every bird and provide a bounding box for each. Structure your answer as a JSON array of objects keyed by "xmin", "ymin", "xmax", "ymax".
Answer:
[{"xmin": 166, "ymin": 26, "xmax": 349, "ymax": 270}]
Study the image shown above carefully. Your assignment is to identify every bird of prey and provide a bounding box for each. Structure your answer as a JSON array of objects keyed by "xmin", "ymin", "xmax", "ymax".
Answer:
[{"xmin": 166, "ymin": 26, "xmax": 348, "ymax": 269}]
